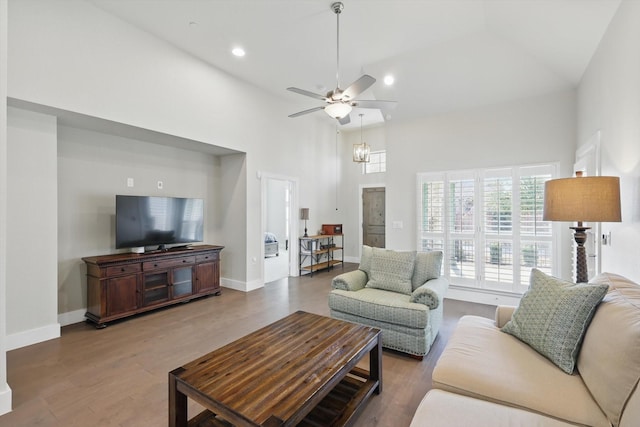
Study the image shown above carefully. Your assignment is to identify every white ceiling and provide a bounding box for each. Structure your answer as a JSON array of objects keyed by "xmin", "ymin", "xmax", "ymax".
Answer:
[{"xmin": 90, "ymin": 0, "xmax": 621, "ymax": 129}]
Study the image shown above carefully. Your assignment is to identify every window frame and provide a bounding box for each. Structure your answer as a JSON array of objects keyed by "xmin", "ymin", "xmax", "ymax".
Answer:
[
  {"xmin": 363, "ymin": 150, "xmax": 386, "ymax": 174},
  {"xmin": 416, "ymin": 163, "xmax": 558, "ymax": 294}
]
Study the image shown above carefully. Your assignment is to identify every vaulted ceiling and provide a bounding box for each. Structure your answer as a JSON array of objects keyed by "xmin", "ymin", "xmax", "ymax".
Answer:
[{"xmin": 90, "ymin": 0, "xmax": 621, "ymax": 128}]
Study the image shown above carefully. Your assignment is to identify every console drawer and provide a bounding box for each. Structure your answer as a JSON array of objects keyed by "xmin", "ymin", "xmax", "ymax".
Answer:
[
  {"xmin": 196, "ymin": 252, "xmax": 219, "ymax": 263},
  {"xmin": 105, "ymin": 263, "xmax": 141, "ymax": 277},
  {"xmin": 144, "ymin": 256, "xmax": 195, "ymax": 271}
]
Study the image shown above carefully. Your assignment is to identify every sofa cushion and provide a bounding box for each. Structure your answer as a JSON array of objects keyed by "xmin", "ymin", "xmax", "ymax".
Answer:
[
  {"xmin": 365, "ymin": 248, "xmax": 416, "ymax": 295},
  {"xmin": 411, "ymin": 250, "xmax": 443, "ymax": 290},
  {"xmin": 579, "ymin": 273, "xmax": 640, "ymax": 427},
  {"xmin": 502, "ymin": 268, "xmax": 608, "ymax": 374},
  {"xmin": 411, "ymin": 389, "xmax": 575, "ymax": 427},
  {"xmin": 328, "ymin": 288, "xmax": 428, "ymax": 329},
  {"xmin": 432, "ymin": 315, "xmax": 609, "ymax": 426}
]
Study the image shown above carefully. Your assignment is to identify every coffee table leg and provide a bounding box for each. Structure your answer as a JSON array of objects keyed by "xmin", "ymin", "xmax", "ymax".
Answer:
[
  {"xmin": 370, "ymin": 333, "xmax": 383, "ymax": 394},
  {"xmin": 169, "ymin": 369, "xmax": 188, "ymax": 427}
]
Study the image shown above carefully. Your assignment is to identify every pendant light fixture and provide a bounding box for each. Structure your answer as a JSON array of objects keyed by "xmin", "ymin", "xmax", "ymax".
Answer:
[{"xmin": 353, "ymin": 114, "xmax": 370, "ymax": 163}]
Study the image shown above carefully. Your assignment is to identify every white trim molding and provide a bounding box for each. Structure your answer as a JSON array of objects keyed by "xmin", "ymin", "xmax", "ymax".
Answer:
[
  {"xmin": 58, "ymin": 309, "xmax": 87, "ymax": 327},
  {"xmin": 5, "ymin": 323, "xmax": 60, "ymax": 351},
  {"xmin": 221, "ymin": 277, "xmax": 263, "ymax": 292}
]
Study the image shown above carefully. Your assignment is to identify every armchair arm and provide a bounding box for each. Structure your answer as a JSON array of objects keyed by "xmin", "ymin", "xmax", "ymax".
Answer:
[
  {"xmin": 495, "ymin": 305, "xmax": 517, "ymax": 328},
  {"xmin": 410, "ymin": 277, "xmax": 449, "ymax": 309},
  {"xmin": 331, "ymin": 269, "xmax": 368, "ymax": 292}
]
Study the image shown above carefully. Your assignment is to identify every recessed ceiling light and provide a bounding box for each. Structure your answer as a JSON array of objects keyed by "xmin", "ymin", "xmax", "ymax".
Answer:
[
  {"xmin": 383, "ymin": 75, "xmax": 395, "ymax": 86},
  {"xmin": 231, "ymin": 47, "xmax": 246, "ymax": 57}
]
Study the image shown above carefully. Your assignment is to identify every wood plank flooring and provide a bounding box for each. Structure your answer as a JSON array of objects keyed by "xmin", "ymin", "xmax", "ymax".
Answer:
[{"xmin": 1, "ymin": 264, "xmax": 495, "ymax": 427}]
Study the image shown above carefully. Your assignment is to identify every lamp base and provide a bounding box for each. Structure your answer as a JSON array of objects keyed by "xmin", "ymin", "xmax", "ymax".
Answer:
[{"xmin": 570, "ymin": 226, "xmax": 590, "ymax": 283}]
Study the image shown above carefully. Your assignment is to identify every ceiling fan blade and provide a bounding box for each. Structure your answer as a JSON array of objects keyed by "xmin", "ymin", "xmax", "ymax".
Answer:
[
  {"xmin": 287, "ymin": 87, "xmax": 328, "ymax": 101},
  {"xmin": 341, "ymin": 75, "xmax": 376, "ymax": 101},
  {"xmin": 288, "ymin": 106, "xmax": 325, "ymax": 118},
  {"xmin": 338, "ymin": 114, "xmax": 351, "ymax": 125},
  {"xmin": 352, "ymin": 100, "xmax": 398, "ymax": 110}
]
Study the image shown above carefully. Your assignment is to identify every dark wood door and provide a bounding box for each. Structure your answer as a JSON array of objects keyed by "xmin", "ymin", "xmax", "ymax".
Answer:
[
  {"xmin": 363, "ymin": 187, "xmax": 385, "ymax": 248},
  {"xmin": 106, "ymin": 275, "xmax": 139, "ymax": 316}
]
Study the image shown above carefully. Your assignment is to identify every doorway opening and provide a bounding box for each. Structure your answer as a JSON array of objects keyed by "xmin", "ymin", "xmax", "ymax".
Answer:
[{"xmin": 262, "ymin": 175, "xmax": 299, "ymax": 284}]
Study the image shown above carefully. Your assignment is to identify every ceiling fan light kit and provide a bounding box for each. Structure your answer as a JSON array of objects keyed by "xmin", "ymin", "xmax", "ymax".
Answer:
[
  {"xmin": 325, "ymin": 102, "xmax": 352, "ymax": 119},
  {"xmin": 287, "ymin": 2, "xmax": 396, "ymax": 124}
]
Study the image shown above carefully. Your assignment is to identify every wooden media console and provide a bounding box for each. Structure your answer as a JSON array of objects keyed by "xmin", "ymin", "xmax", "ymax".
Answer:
[{"xmin": 82, "ymin": 245, "xmax": 223, "ymax": 328}]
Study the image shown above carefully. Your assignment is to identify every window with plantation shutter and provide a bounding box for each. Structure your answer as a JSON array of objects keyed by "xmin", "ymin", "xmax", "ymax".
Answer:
[{"xmin": 418, "ymin": 163, "xmax": 557, "ymax": 294}]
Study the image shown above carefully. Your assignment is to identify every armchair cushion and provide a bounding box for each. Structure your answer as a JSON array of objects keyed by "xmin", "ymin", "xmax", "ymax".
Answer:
[
  {"xmin": 331, "ymin": 269, "xmax": 368, "ymax": 292},
  {"xmin": 411, "ymin": 251, "xmax": 443, "ymax": 290},
  {"xmin": 410, "ymin": 277, "xmax": 448, "ymax": 309},
  {"xmin": 502, "ymin": 269, "xmax": 608, "ymax": 374},
  {"xmin": 359, "ymin": 245, "xmax": 373, "ymax": 276},
  {"xmin": 329, "ymin": 288, "xmax": 429, "ymax": 329},
  {"xmin": 365, "ymin": 248, "xmax": 416, "ymax": 295}
]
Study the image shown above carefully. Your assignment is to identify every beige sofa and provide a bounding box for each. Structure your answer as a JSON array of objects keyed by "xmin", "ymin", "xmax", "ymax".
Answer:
[{"xmin": 411, "ymin": 272, "xmax": 640, "ymax": 426}]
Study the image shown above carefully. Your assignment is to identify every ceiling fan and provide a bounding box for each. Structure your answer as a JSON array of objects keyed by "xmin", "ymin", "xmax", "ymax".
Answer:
[{"xmin": 287, "ymin": 2, "xmax": 397, "ymax": 125}]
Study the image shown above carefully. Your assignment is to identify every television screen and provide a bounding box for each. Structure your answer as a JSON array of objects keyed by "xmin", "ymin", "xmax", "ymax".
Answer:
[{"xmin": 116, "ymin": 195, "xmax": 204, "ymax": 249}]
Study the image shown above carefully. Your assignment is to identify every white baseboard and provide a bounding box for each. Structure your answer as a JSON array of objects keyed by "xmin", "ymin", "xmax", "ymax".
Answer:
[
  {"xmin": 221, "ymin": 277, "xmax": 264, "ymax": 292},
  {"xmin": 446, "ymin": 286, "xmax": 522, "ymax": 307},
  {"xmin": 0, "ymin": 384, "xmax": 11, "ymax": 416},
  {"xmin": 58, "ymin": 309, "xmax": 86, "ymax": 327},
  {"xmin": 6, "ymin": 322, "xmax": 60, "ymax": 351},
  {"xmin": 344, "ymin": 256, "xmax": 359, "ymax": 264}
]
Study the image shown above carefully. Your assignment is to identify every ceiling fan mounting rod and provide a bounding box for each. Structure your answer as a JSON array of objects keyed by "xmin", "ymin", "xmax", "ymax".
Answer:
[{"xmin": 332, "ymin": 2, "xmax": 344, "ymax": 91}]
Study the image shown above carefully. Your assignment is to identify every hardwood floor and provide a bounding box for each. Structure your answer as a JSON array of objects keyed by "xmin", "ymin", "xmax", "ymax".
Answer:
[{"xmin": 2, "ymin": 264, "xmax": 495, "ymax": 427}]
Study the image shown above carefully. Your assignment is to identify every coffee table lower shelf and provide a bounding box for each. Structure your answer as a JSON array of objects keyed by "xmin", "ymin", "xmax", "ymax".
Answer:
[{"xmin": 187, "ymin": 367, "xmax": 378, "ymax": 427}]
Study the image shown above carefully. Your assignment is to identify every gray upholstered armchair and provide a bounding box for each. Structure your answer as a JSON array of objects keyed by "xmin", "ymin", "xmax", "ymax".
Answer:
[{"xmin": 328, "ymin": 246, "xmax": 448, "ymax": 359}]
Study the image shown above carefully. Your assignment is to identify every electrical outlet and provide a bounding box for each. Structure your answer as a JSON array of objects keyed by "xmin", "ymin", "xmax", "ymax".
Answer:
[
  {"xmin": 157, "ymin": 181, "xmax": 163, "ymax": 190},
  {"xmin": 127, "ymin": 178, "xmax": 134, "ymax": 188}
]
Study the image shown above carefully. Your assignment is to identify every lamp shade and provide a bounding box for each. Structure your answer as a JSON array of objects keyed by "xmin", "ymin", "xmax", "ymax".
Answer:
[
  {"xmin": 543, "ymin": 176, "xmax": 621, "ymax": 222},
  {"xmin": 324, "ymin": 102, "xmax": 352, "ymax": 119},
  {"xmin": 300, "ymin": 208, "xmax": 310, "ymax": 220}
]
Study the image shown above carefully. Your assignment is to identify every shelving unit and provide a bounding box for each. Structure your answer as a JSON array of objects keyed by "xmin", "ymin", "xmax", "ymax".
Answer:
[{"xmin": 299, "ymin": 234, "xmax": 344, "ymax": 276}]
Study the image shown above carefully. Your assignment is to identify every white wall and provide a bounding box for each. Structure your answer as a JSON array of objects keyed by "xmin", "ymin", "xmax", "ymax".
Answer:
[
  {"xmin": 340, "ymin": 125, "xmax": 387, "ymax": 259},
  {"xmin": 7, "ymin": 0, "xmax": 339, "ymax": 288},
  {"xmin": 4, "ymin": 0, "xmax": 341, "ymax": 351},
  {"xmin": 577, "ymin": 0, "xmax": 640, "ymax": 281},
  {"xmin": 57, "ymin": 125, "xmax": 225, "ymax": 323},
  {"xmin": 6, "ymin": 107, "xmax": 60, "ymax": 348},
  {"xmin": 0, "ymin": 0, "xmax": 12, "ymax": 415},
  {"xmin": 342, "ymin": 90, "xmax": 577, "ymax": 283}
]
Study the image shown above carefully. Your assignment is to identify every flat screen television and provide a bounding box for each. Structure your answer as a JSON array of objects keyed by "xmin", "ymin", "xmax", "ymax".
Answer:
[{"xmin": 115, "ymin": 195, "xmax": 204, "ymax": 250}]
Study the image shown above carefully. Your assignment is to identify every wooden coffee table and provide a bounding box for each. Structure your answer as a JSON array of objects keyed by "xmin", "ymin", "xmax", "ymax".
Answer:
[{"xmin": 169, "ymin": 311, "xmax": 382, "ymax": 427}]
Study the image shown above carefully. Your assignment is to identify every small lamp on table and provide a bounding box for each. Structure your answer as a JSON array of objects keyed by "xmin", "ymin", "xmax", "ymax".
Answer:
[{"xmin": 300, "ymin": 208, "xmax": 310, "ymax": 237}]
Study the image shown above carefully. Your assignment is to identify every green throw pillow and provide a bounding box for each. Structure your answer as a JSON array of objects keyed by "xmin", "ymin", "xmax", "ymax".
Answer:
[
  {"xmin": 502, "ymin": 269, "xmax": 608, "ymax": 374},
  {"xmin": 365, "ymin": 248, "xmax": 416, "ymax": 295}
]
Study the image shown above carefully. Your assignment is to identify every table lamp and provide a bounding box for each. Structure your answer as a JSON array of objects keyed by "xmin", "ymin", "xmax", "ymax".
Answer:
[
  {"xmin": 300, "ymin": 208, "xmax": 310, "ymax": 237},
  {"xmin": 543, "ymin": 172, "xmax": 621, "ymax": 283}
]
